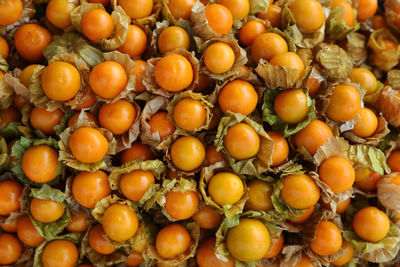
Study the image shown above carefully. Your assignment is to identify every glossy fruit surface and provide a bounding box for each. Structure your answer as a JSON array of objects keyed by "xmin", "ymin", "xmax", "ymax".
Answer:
[
  {"xmin": 326, "ymin": 84, "xmax": 361, "ymax": 122},
  {"xmin": 22, "ymin": 145, "xmax": 58, "ymax": 183},
  {"xmin": 224, "ymin": 123, "xmax": 260, "ymax": 160},
  {"xmin": 69, "ymin": 127, "xmax": 109, "ymax": 163},
  {"xmin": 0, "ymin": 180, "xmax": 22, "ymax": 216},
  {"xmin": 294, "ymin": 120, "xmax": 333, "ymax": 155},
  {"xmin": 252, "ymin": 33, "xmax": 287, "ymax": 62},
  {"xmin": 99, "ymin": 100, "xmax": 136, "ymax": 135},
  {"xmin": 319, "ymin": 157, "xmax": 355, "ymax": 193},
  {"xmin": 170, "ymin": 136, "xmax": 205, "ymax": 171},
  {"xmin": 118, "ymin": 25, "xmax": 147, "ymax": 58},
  {"xmin": 274, "ymin": 89, "xmax": 309, "ymax": 124},
  {"xmin": 89, "ymin": 61, "xmax": 127, "ymax": 99},
  {"xmin": 89, "ymin": 224, "xmax": 116, "ymax": 255},
  {"xmin": 281, "ymin": 174, "xmax": 320, "ymax": 209},
  {"xmin": 218, "ymin": 80, "xmax": 258, "ymax": 116},
  {"xmin": 0, "ymin": 233, "xmax": 22, "ymax": 265},
  {"xmin": 165, "ymin": 190, "xmax": 199, "ymax": 220},
  {"xmin": 197, "ymin": 237, "xmax": 235, "ymax": 267},
  {"xmin": 173, "ymin": 98, "xmax": 207, "ymax": 131},
  {"xmin": 120, "ymin": 170, "xmax": 155, "ymax": 201},
  {"xmin": 353, "ymin": 206, "xmax": 390, "ymax": 242},
  {"xmin": 102, "ymin": 203, "xmax": 138, "ymax": 241},
  {"xmin": 205, "ymin": 4, "xmax": 233, "ymax": 34},
  {"xmin": 119, "ymin": 0, "xmax": 153, "ymax": 19},
  {"xmin": 82, "ymin": 9, "xmax": 114, "ymax": 42},
  {"xmin": 289, "ymin": 0, "xmax": 325, "ymax": 31},
  {"xmin": 208, "ymin": 172, "xmax": 243, "ymax": 206},
  {"xmin": 204, "ymin": 42, "xmax": 235, "ymax": 74},
  {"xmin": 156, "ymin": 224, "xmax": 191, "ymax": 259},
  {"xmin": 17, "ymin": 215, "xmax": 45, "ymax": 247},
  {"xmin": 0, "ymin": 0, "xmax": 23, "ymax": 26},
  {"xmin": 310, "ymin": 221, "xmax": 342, "ymax": 256},
  {"xmin": 42, "ymin": 240, "xmax": 78, "ymax": 267},
  {"xmin": 46, "ymin": 0, "xmax": 77, "ymax": 29},
  {"xmin": 30, "ymin": 198, "xmax": 65, "ymax": 223},
  {"xmin": 245, "ymin": 179, "xmax": 272, "ymax": 212},
  {"xmin": 158, "ymin": 26, "xmax": 190, "ymax": 55},
  {"xmin": 14, "ymin": 24, "xmax": 52, "ymax": 62}
]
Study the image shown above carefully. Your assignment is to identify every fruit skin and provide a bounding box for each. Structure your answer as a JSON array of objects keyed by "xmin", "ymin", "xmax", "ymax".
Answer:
[
  {"xmin": 281, "ymin": 174, "xmax": 320, "ymax": 209},
  {"xmin": 273, "ymin": 89, "xmax": 310, "ymax": 124},
  {"xmin": 245, "ymin": 179, "xmax": 273, "ymax": 212},
  {"xmin": 251, "ymin": 33, "xmax": 288, "ymax": 62},
  {"xmin": 120, "ymin": 170, "xmax": 155, "ymax": 201},
  {"xmin": 22, "ymin": 145, "xmax": 59, "ymax": 183},
  {"xmin": 326, "ymin": 84, "xmax": 361, "ymax": 122},
  {"xmin": 118, "ymin": 25, "xmax": 147, "ymax": 58},
  {"xmin": 352, "ymin": 206, "xmax": 390, "ymax": 242},
  {"xmin": 148, "ymin": 111, "xmax": 176, "ymax": 140},
  {"xmin": 165, "ymin": 190, "xmax": 199, "ymax": 220},
  {"xmin": 89, "ymin": 224, "xmax": 116, "ymax": 255},
  {"xmin": 0, "ymin": 180, "xmax": 23, "ymax": 216},
  {"xmin": 239, "ymin": 20, "xmax": 266, "ymax": 47},
  {"xmin": 218, "ymin": 0, "xmax": 249, "ymax": 19},
  {"xmin": 208, "ymin": 172, "xmax": 244, "ymax": 206},
  {"xmin": 102, "ymin": 203, "xmax": 139, "ymax": 242},
  {"xmin": 331, "ymin": 240, "xmax": 354, "ymax": 266},
  {"xmin": 0, "ymin": 233, "xmax": 22, "ymax": 265},
  {"xmin": 118, "ymin": 0, "xmax": 153, "ymax": 19},
  {"xmin": 46, "ymin": 0, "xmax": 77, "ymax": 29},
  {"xmin": 351, "ymin": 107, "xmax": 378, "ymax": 138},
  {"xmin": 204, "ymin": 42, "xmax": 235, "ymax": 74},
  {"xmin": 268, "ymin": 131, "xmax": 289, "ymax": 166},
  {"xmin": 223, "ymin": 123, "xmax": 260, "ymax": 160},
  {"xmin": 30, "ymin": 198, "xmax": 65, "ymax": 223},
  {"xmin": 196, "ymin": 237, "xmax": 235, "ymax": 267},
  {"xmin": 310, "ymin": 221, "xmax": 342, "ymax": 256},
  {"xmin": 168, "ymin": 0, "xmax": 196, "ymax": 20},
  {"xmin": 269, "ymin": 52, "xmax": 305, "ymax": 82},
  {"xmin": 294, "ymin": 120, "xmax": 333, "ymax": 155},
  {"xmin": 318, "ymin": 156, "xmax": 355, "ymax": 193},
  {"xmin": 289, "ymin": 0, "xmax": 325, "ymax": 31},
  {"xmin": 173, "ymin": 98, "xmax": 207, "ymax": 132},
  {"xmin": 81, "ymin": 9, "xmax": 114, "ymax": 42},
  {"xmin": 155, "ymin": 224, "xmax": 192, "ymax": 259},
  {"xmin": 158, "ymin": 26, "xmax": 190, "ymax": 55},
  {"xmin": 170, "ymin": 136, "xmax": 205, "ymax": 171},
  {"xmin": 330, "ymin": 0, "xmax": 354, "ymax": 26},
  {"xmin": 69, "ymin": 127, "xmax": 109, "ymax": 163},
  {"xmin": 192, "ymin": 205, "xmax": 223, "ymax": 229},
  {"xmin": 0, "ymin": 0, "xmax": 23, "ymax": 26},
  {"xmin": 205, "ymin": 4, "xmax": 233, "ymax": 35},
  {"xmin": 218, "ymin": 80, "xmax": 258, "ymax": 116},
  {"xmin": 42, "ymin": 240, "xmax": 79, "ymax": 267},
  {"xmin": 17, "ymin": 215, "xmax": 45, "ymax": 247},
  {"xmin": 98, "ymin": 100, "xmax": 136, "ymax": 135}
]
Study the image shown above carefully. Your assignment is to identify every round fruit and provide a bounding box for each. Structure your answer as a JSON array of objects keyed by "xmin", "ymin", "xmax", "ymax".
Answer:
[
  {"xmin": 218, "ymin": 80, "xmax": 258, "ymax": 116},
  {"xmin": 351, "ymin": 108, "xmax": 378, "ymax": 138},
  {"xmin": 165, "ymin": 190, "xmax": 199, "ymax": 220},
  {"xmin": 66, "ymin": 212, "xmax": 88, "ymax": 233},
  {"xmin": 259, "ymin": 4, "xmax": 282, "ymax": 28},
  {"xmin": 0, "ymin": 233, "xmax": 22, "ymax": 265},
  {"xmin": 30, "ymin": 198, "xmax": 65, "ymax": 223},
  {"xmin": 158, "ymin": 26, "xmax": 190, "ymax": 55},
  {"xmin": 22, "ymin": 145, "xmax": 59, "ymax": 183},
  {"xmin": 30, "ymin": 107, "xmax": 63, "ymax": 135},
  {"xmin": 19, "ymin": 64, "xmax": 40, "ymax": 87},
  {"xmin": 326, "ymin": 84, "xmax": 361, "ymax": 122},
  {"xmin": 42, "ymin": 62, "xmax": 81, "ymax": 101},
  {"xmin": 124, "ymin": 250, "xmax": 143, "ymax": 267},
  {"xmin": 274, "ymin": 89, "xmax": 310, "ymax": 124},
  {"xmin": 204, "ymin": 42, "xmax": 235, "ymax": 74},
  {"xmin": 193, "ymin": 205, "xmax": 223, "ymax": 229},
  {"xmin": 388, "ymin": 150, "xmax": 400, "ymax": 172},
  {"xmin": 239, "ymin": 20, "xmax": 266, "ymax": 47},
  {"xmin": 0, "ymin": 0, "xmax": 23, "ymax": 26},
  {"xmin": 224, "ymin": 123, "xmax": 260, "ymax": 160},
  {"xmin": 173, "ymin": 98, "xmax": 207, "ymax": 131},
  {"xmin": 251, "ymin": 33, "xmax": 288, "ymax": 63},
  {"xmin": 0, "ymin": 107, "xmax": 21, "ymax": 130},
  {"xmin": 148, "ymin": 111, "xmax": 176, "ymax": 140},
  {"xmin": 120, "ymin": 170, "xmax": 155, "ymax": 201},
  {"xmin": 82, "ymin": 9, "xmax": 114, "ymax": 42},
  {"xmin": 294, "ymin": 120, "xmax": 333, "ymax": 155},
  {"xmin": 118, "ymin": 25, "xmax": 147, "ymax": 58},
  {"xmin": 289, "ymin": 0, "xmax": 325, "ymax": 31},
  {"xmin": 156, "ymin": 224, "xmax": 191, "ymax": 259},
  {"xmin": 208, "ymin": 172, "xmax": 244, "ymax": 206},
  {"xmin": 330, "ymin": 0, "xmax": 354, "ymax": 26},
  {"xmin": 170, "ymin": 136, "xmax": 205, "ymax": 171},
  {"xmin": 17, "ymin": 215, "xmax": 45, "ymax": 247},
  {"xmin": 269, "ymin": 52, "xmax": 305, "ymax": 82},
  {"xmin": 197, "ymin": 237, "xmax": 235, "ymax": 267},
  {"xmin": 205, "ymin": 145, "xmax": 227, "ymax": 166},
  {"xmin": 305, "ymin": 77, "xmax": 321, "ymax": 96},
  {"xmin": 310, "ymin": 221, "xmax": 342, "ymax": 256},
  {"xmin": 99, "ymin": 100, "xmax": 136, "ymax": 135},
  {"xmin": 356, "ymin": 0, "xmax": 377, "ymax": 21},
  {"xmin": 355, "ymin": 167, "xmax": 382, "ymax": 192},
  {"xmin": 72, "ymin": 89, "xmax": 97, "ymax": 111},
  {"xmin": 42, "ymin": 240, "xmax": 78, "ymax": 267},
  {"xmin": 349, "ymin": 68, "xmax": 377, "ymax": 95},
  {"xmin": 268, "ymin": 131, "xmax": 289, "ymax": 166},
  {"xmin": 0, "ymin": 180, "xmax": 22, "ymax": 216},
  {"xmin": 205, "ymin": 4, "xmax": 233, "ymax": 34},
  {"xmin": 218, "ymin": 0, "xmax": 249, "ymax": 19},
  {"xmin": 121, "ymin": 142, "xmax": 155, "ymax": 163},
  {"xmin": 132, "ymin": 60, "xmax": 147, "ymax": 93},
  {"xmin": 319, "ymin": 157, "xmax": 355, "ymax": 193},
  {"xmin": 264, "ymin": 233, "xmax": 284, "ymax": 258},
  {"xmin": 0, "ymin": 37, "xmax": 9, "ymax": 59},
  {"xmin": 102, "ymin": 203, "xmax": 138, "ymax": 241},
  {"xmin": 331, "ymin": 240, "xmax": 354, "ymax": 266},
  {"xmin": 46, "ymin": 0, "xmax": 77, "ymax": 29},
  {"xmin": 14, "ymin": 24, "xmax": 52, "ymax": 62},
  {"xmin": 245, "ymin": 179, "xmax": 272, "ymax": 212},
  {"xmin": 154, "ymin": 54, "xmax": 193, "ymax": 92},
  {"xmin": 0, "ymin": 219, "xmax": 18, "ymax": 233},
  {"xmin": 288, "ymin": 205, "xmax": 315, "ymax": 224},
  {"xmin": 119, "ymin": 0, "xmax": 153, "ymax": 19},
  {"xmin": 89, "ymin": 224, "xmax": 116, "ymax": 255},
  {"xmin": 281, "ymin": 174, "xmax": 320, "ymax": 209},
  {"xmin": 226, "ymin": 218, "xmax": 270, "ymax": 262},
  {"xmin": 168, "ymin": 0, "xmax": 195, "ymax": 20},
  {"xmin": 69, "ymin": 127, "xmax": 109, "ymax": 163},
  {"xmin": 353, "ymin": 206, "xmax": 390, "ymax": 242}
]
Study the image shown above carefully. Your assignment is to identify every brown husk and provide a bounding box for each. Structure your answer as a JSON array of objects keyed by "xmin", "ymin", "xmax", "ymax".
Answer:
[
  {"xmin": 114, "ymin": 101, "xmax": 141, "ymax": 153},
  {"xmin": 367, "ymin": 28, "xmax": 400, "ymax": 71},
  {"xmin": 378, "ymin": 86, "xmax": 400, "ymax": 129},
  {"xmin": 315, "ymin": 43, "xmax": 353, "ymax": 81},
  {"xmin": 345, "ymin": 32, "xmax": 368, "ymax": 66},
  {"xmin": 377, "ymin": 172, "xmax": 400, "ymax": 211}
]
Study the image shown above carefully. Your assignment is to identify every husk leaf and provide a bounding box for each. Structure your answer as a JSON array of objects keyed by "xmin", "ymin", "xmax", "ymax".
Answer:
[
  {"xmin": 345, "ymin": 32, "xmax": 367, "ymax": 66},
  {"xmin": 367, "ymin": 28, "xmax": 400, "ymax": 71},
  {"xmin": 0, "ymin": 136, "xmax": 9, "ymax": 171},
  {"xmin": 377, "ymin": 172, "xmax": 400, "ymax": 211},
  {"xmin": 315, "ymin": 43, "xmax": 353, "ymax": 80},
  {"xmin": 326, "ymin": 4, "xmax": 359, "ymax": 40},
  {"xmin": 0, "ymin": 121, "xmax": 32, "ymax": 140},
  {"xmin": 0, "ymin": 76, "xmax": 13, "ymax": 109},
  {"xmin": 378, "ymin": 86, "xmax": 400, "ymax": 129},
  {"xmin": 343, "ymin": 116, "xmax": 390, "ymax": 146}
]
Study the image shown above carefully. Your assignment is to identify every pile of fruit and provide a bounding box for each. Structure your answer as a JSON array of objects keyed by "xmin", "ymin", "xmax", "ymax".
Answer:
[{"xmin": 1, "ymin": 0, "xmax": 400, "ymax": 266}]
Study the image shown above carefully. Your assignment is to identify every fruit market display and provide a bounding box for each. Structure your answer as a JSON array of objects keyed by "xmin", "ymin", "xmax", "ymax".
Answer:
[{"xmin": 2, "ymin": 0, "xmax": 400, "ymax": 266}]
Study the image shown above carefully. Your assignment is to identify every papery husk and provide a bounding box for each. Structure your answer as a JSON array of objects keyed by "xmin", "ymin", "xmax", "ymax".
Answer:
[
  {"xmin": 214, "ymin": 111, "xmax": 273, "ymax": 175},
  {"xmin": 262, "ymin": 88, "xmax": 316, "ymax": 137},
  {"xmin": 377, "ymin": 172, "xmax": 400, "ymax": 211},
  {"xmin": 303, "ymin": 65, "xmax": 325, "ymax": 95},
  {"xmin": 43, "ymin": 32, "xmax": 104, "ymax": 68},
  {"xmin": 0, "ymin": 172, "xmax": 29, "ymax": 224},
  {"xmin": 343, "ymin": 115, "xmax": 390, "ymax": 146},
  {"xmin": 198, "ymin": 35, "xmax": 247, "ymax": 80},
  {"xmin": 280, "ymin": 245, "xmax": 309, "ymax": 267},
  {"xmin": 108, "ymin": 159, "xmax": 166, "ymax": 205},
  {"xmin": 145, "ymin": 178, "xmax": 198, "ymax": 221},
  {"xmin": 64, "ymin": 176, "xmax": 93, "ymax": 226},
  {"xmin": 343, "ymin": 224, "xmax": 400, "ymax": 263},
  {"xmin": 142, "ymin": 49, "xmax": 200, "ymax": 98},
  {"xmin": 367, "ymin": 28, "xmax": 400, "ymax": 72},
  {"xmin": 71, "ymin": 3, "xmax": 130, "ymax": 51},
  {"xmin": 167, "ymin": 91, "xmax": 213, "ymax": 133},
  {"xmin": 199, "ymin": 162, "xmax": 248, "ymax": 219},
  {"xmin": 326, "ymin": 4, "xmax": 359, "ymax": 41},
  {"xmin": 280, "ymin": 4, "xmax": 325, "ymax": 49},
  {"xmin": 29, "ymin": 184, "xmax": 71, "ymax": 240},
  {"xmin": 10, "ymin": 136, "xmax": 64, "ymax": 187},
  {"xmin": 315, "ymin": 43, "xmax": 353, "ymax": 81},
  {"xmin": 3, "ymin": 69, "xmax": 30, "ymax": 99},
  {"xmin": 364, "ymin": 80, "xmax": 384, "ymax": 104},
  {"xmin": 255, "ymin": 58, "xmax": 310, "ymax": 89},
  {"xmin": 385, "ymin": 0, "xmax": 400, "ymax": 35},
  {"xmin": 249, "ymin": 0, "xmax": 271, "ymax": 14},
  {"xmin": 147, "ymin": 222, "xmax": 200, "ymax": 265},
  {"xmin": 140, "ymin": 96, "xmax": 175, "ymax": 150},
  {"xmin": 388, "ymin": 69, "xmax": 400, "ymax": 89},
  {"xmin": 129, "ymin": 214, "xmax": 157, "ymax": 254},
  {"xmin": 33, "ymin": 233, "xmax": 82, "ymax": 267},
  {"xmin": 345, "ymin": 32, "xmax": 367, "ymax": 66},
  {"xmin": 58, "ymin": 112, "xmax": 116, "ymax": 172},
  {"xmin": 0, "ymin": 121, "xmax": 32, "ymax": 140},
  {"xmin": 378, "ymin": 86, "xmax": 400, "ymax": 130},
  {"xmin": 112, "ymin": 0, "xmax": 162, "ymax": 28},
  {"xmin": 0, "ymin": 136, "xmax": 9, "ymax": 171},
  {"xmin": 0, "ymin": 1, "xmax": 35, "ymax": 35},
  {"xmin": 0, "ymin": 76, "xmax": 13, "ymax": 109}
]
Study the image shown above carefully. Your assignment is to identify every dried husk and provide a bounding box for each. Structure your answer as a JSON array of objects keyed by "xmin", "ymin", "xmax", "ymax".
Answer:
[
  {"xmin": 29, "ymin": 184, "xmax": 71, "ymax": 240},
  {"xmin": 0, "ymin": 121, "xmax": 32, "ymax": 140},
  {"xmin": 315, "ymin": 43, "xmax": 353, "ymax": 81},
  {"xmin": 81, "ymin": 224, "xmax": 131, "ymax": 267},
  {"xmin": 112, "ymin": 0, "xmax": 162, "ymax": 28},
  {"xmin": 385, "ymin": 0, "xmax": 400, "ymax": 35},
  {"xmin": 64, "ymin": 176, "xmax": 93, "ymax": 226},
  {"xmin": 0, "ymin": 0, "xmax": 35, "ymax": 35},
  {"xmin": 3, "ymin": 68, "xmax": 30, "ymax": 99},
  {"xmin": 367, "ymin": 28, "xmax": 400, "ymax": 71},
  {"xmin": 214, "ymin": 112, "xmax": 273, "ymax": 175},
  {"xmin": 378, "ymin": 86, "xmax": 400, "ymax": 129},
  {"xmin": 167, "ymin": 91, "xmax": 213, "ymax": 133},
  {"xmin": 10, "ymin": 137, "xmax": 64, "ymax": 187},
  {"xmin": 43, "ymin": 32, "xmax": 104, "ymax": 68},
  {"xmin": 108, "ymin": 159, "xmax": 166, "ymax": 205},
  {"xmin": 140, "ymin": 96, "xmax": 175, "ymax": 150},
  {"xmin": 147, "ymin": 222, "xmax": 200, "ymax": 265},
  {"xmin": 343, "ymin": 115, "xmax": 390, "ymax": 146},
  {"xmin": 280, "ymin": 4, "xmax": 325, "ymax": 49},
  {"xmin": 262, "ymin": 88, "xmax": 316, "ymax": 137},
  {"xmin": 33, "ymin": 233, "xmax": 82, "ymax": 267},
  {"xmin": 145, "ymin": 178, "xmax": 198, "ymax": 221},
  {"xmin": 377, "ymin": 172, "xmax": 400, "ymax": 211},
  {"xmin": 142, "ymin": 49, "xmax": 199, "ymax": 98},
  {"xmin": 71, "ymin": 3, "xmax": 130, "ymax": 51},
  {"xmin": 0, "ymin": 74, "xmax": 13, "ymax": 109},
  {"xmin": 388, "ymin": 69, "xmax": 400, "ymax": 89},
  {"xmin": 345, "ymin": 32, "xmax": 367, "ymax": 66},
  {"xmin": 364, "ymin": 80, "xmax": 384, "ymax": 105},
  {"xmin": 255, "ymin": 58, "xmax": 310, "ymax": 89},
  {"xmin": 0, "ymin": 136, "xmax": 9, "ymax": 171},
  {"xmin": 58, "ymin": 112, "xmax": 117, "ymax": 172},
  {"xmin": 199, "ymin": 162, "xmax": 248, "ymax": 218},
  {"xmin": 326, "ymin": 3, "xmax": 359, "ymax": 41},
  {"xmin": 198, "ymin": 35, "xmax": 248, "ymax": 80}
]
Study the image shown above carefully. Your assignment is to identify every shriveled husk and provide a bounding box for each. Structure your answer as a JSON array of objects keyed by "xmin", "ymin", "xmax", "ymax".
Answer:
[
  {"xmin": 166, "ymin": 91, "xmax": 213, "ymax": 134},
  {"xmin": 58, "ymin": 111, "xmax": 117, "ymax": 172},
  {"xmin": 364, "ymin": 80, "xmax": 384, "ymax": 105},
  {"xmin": 344, "ymin": 32, "xmax": 368, "ymax": 66},
  {"xmin": 3, "ymin": 68, "xmax": 30, "ymax": 99},
  {"xmin": 214, "ymin": 112, "xmax": 273, "ymax": 175},
  {"xmin": 378, "ymin": 86, "xmax": 400, "ymax": 129},
  {"xmin": 108, "ymin": 159, "xmax": 166, "ymax": 206},
  {"xmin": 325, "ymin": 2, "xmax": 359, "ymax": 41},
  {"xmin": 387, "ymin": 69, "xmax": 400, "ymax": 89},
  {"xmin": 215, "ymin": 210, "xmax": 282, "ymax": 266},
  {"xmin": 0, "ymin": 73, "xmax": 13, "ymax": 109},
  {"xmin": 145, "ymin": 177, "xmax": 198, "ymax": 221},
  {"xmin": 28, "ymin": 184, "xmax": 71, "ymax": 240},
  {"xmin": 197, "ymin": 35, "xmax": 247, "ymax": 80},
  {"xmin": 0, "ymin": 0, "xmax": 35, "ymax": 35},
  {"xmin": 140, "ymin": 96, "xmax": 175, "ymax": 150},
  {"xmin": 0, "ymin": 120, "xmax": 32, "ymax": 140},
  {"xmin": 280, "ymin": 2, "xmax": 325, "ymax": 49},
  {"xmin": 377, "ymin": 172, "xmax": 400, "ymax": 211},
  {"xmin": 262, "ymin": 88, "xmax": 316, "ymax": 137},
  {"xmin": 199, "ymin": 162, "xmax": 248, "ymax": 219},
  {"xmin": 10, "ymin": 136, "xmax": 64, "ymax": 187},
  {"xmin": 367, "ymin": 28, "xmax": 400, "ymax": 71},
  {"xmin": 147, "ymin": 222, "xmax": 200, "ymax": 265},
  {"xmin": 142, "ymin": 49, "xmax": 200, "ymax": 98},
  {"xmin": 112, "ymin": 0, "xmax": 162, "ymax": 28},
  {"xmin": 315, "ymin": 43, "xmax": 353, "ymax": 81},
  {"xmin": 0, "ymin": 136, "xmax": 9, "ymax": 171},
  {"xmin": 385, "ymin": 0, "xmax": 400, "ymax": 35},
  {"xmin": 33, "ymin": 233, "xmax": 82, "ymax": 267},
  {"xmin": 71, "ymin": 2, "xmax": 130, "ymax": 51}
]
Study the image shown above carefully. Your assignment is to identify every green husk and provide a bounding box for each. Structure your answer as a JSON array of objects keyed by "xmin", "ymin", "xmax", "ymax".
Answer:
[
  {"xmin": 262, "ymin": 88, "xmax": 316, "ymax": 137},
  {"xmin": 271, "ymin": 179, "xmax": 303, "ymax": 221},
  {"xmin": 347, "ymin": 144, "xmax": 390, "ymax": 175},
  {"xmin": 0, "ymin": 122, "xmax": 32, "ymax": 140},
  {"xmin": 71, "ymin": 3, "xmax": 130, "ymax": 51},
  {"xmin": 199, "ymin": 162, "xmax": 248, "ymax": 219},
  {"xmin": 29, "ymin": 184, "xmax": 71, "ymax": 240},
  {"xmin": 10, "ymin": 137, "xmax": 63, "ymax": 187},
  {"xmin": 167, "ymin": 91, "xmax": 213, "ymax": 133},
  {"xmin": 43, "ymin": 32, "xmax": 104, "ymax": 67},
  {"xmin": 147, "ymin": 222, "xmax": 200, "ymax": 265},
  {"xmin": 344, "ymin": 224, "xmax": 400, "ymax": 263},
  {"xmin": 0, "ymin": 76, "xmax": 13, "ymax": 110},
  {"xmin": 315, "ymin": 43, "xmax": 353, "ymax": 80},
  {"xmin": 108, "ymin": 159, "xmax": 166, "ymax": 205},
  {"xmin": 0, "ymin": 136, "xmax": 9, "ymax": 171},
  {"xmin": 368, "ymin": 28, "xmax": 400, "ymax": 71},
  {"xmin": 214, "ymin": 112, "xmax": 273, "ymax": 175},
  {"xmin": 345, "ymin": 32, "xmax": 367, "ymax": 66},
  {"xmin": 33, "ymin": 233, "xmax": 82, "ymax": 267},
  {"xmin": 326, "ymin": 4, "xmax": 359, "ymax": 40}
]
